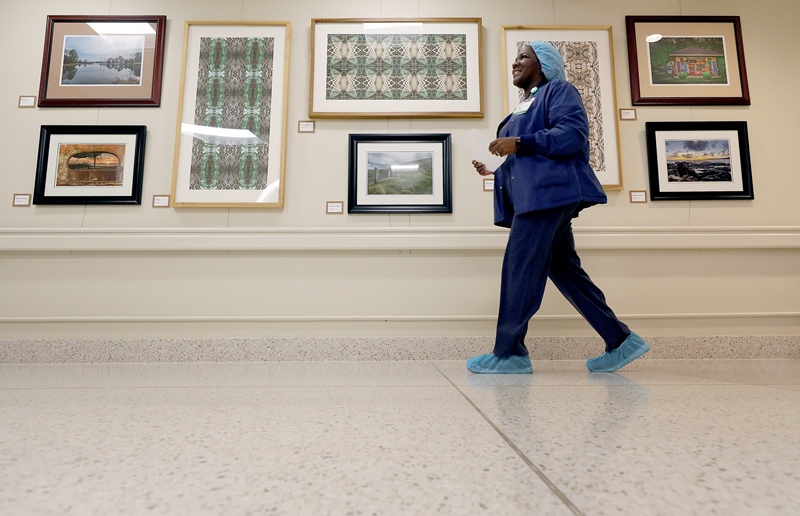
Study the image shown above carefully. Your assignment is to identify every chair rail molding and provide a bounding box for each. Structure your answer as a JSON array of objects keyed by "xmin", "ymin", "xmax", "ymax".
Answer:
[{"xmin": 1, "ymin": 226, "xmax": 799, "ymax": 251}]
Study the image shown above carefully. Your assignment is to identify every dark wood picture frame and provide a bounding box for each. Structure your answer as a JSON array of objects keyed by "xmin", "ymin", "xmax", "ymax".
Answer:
[
  {"xmin": 626, "ymin": 16, "xmax": 750, "ymax": 106},
  {"xmin": 38, "ymin": 15, "xmax": 167, "ymax": 107},
  {"xmin": 348, "ymin": 134, "xmax": 452, "ymax": 213},
  {"xmin": 33, "ymin": 125, "xmax": 147, "ymax": 205}
]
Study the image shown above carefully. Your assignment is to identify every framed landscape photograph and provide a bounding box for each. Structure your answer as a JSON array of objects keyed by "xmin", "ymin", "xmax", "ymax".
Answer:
[
  {"xmin": 310, "ymin": 18, "xmax": 483, "ymax": 118},
  {"xmin": 645, "ymin": 121, "xmax": 753, "ymax": 201},
  {"xmin": 33, "ymin": 125, "xmax": 147, "ymax": 205},
  {"xmin": 626, "ymin": 16, "xmax": 750, "ymax": 105},
  {"xmin": 348, "ymin": 134, "xmax": 452, "ymax": 213},
  {"xmin": 171, "ymin": 21, "xmax": 291, "ymax": 208},
  {"xmin": 501, "ymin": 26, "xmax": 623, "ymax": 189},
  {"xmin": 38, "ymin": 15, "xmax": 166, "ymax": 107}
]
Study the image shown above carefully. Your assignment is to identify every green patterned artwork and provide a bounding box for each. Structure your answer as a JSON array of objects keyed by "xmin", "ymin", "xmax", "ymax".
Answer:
[
  {"xmin": 326, "ymin": 34, "xmax": 468, "ymax": 101},
  {"xmin": 190, "ymin": 37, "xmax": 275, "ymax": 191}
]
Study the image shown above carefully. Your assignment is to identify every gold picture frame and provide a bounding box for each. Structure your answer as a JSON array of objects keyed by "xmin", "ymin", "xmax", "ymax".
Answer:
[
  {"xmin": 501, "ymin": 26, "xmax": 623, "ymax": 190},
  {"xmin": 310, "ymin": 18, "xmax": 483, "ymax": 118},
  {"xmin": 171, "ymin": 21, "xmax": 291, "ymax": 208}
]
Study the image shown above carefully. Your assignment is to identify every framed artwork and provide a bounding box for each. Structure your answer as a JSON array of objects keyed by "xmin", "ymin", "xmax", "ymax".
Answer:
[
  {"xmin": 626, "ymin": 16, "xmax": 750, "ymax": 105},
  {"xmin": 33, "ymin": 125, "xmax": 147, "ymax": 205},
  {"xmin": 171, "ymin": 21, "xmax": 291, "ymax": 208},
  {"xmin": 348, "ymin": 134, "xmax": 452, "ymax": 213},
  {"xmin": 501, "ymin": 26, "xmax": 623, "ymax": 189},
  {"xmin": 645, "ymin": 121, "xmax": 753, "ymax": 201},
  {"xmin": 37, "ymin": 15, "xmax": 166, "ymax": 107},
  {"xmin": 310, "ymin": 18, "xmax": 483, "ymax": 118}
]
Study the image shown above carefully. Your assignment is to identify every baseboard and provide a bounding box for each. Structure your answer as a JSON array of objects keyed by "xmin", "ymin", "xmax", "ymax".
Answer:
[{"xmin": 1, "ymin": 335, "xmax": 798, "ymax": 363}]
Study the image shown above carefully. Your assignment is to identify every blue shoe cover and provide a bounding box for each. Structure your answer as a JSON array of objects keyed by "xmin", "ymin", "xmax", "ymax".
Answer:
[
  {"xmin": 586, "ymin": 331, "xmax": 650, "ymax": 372},
  {"xmin": 466, "ymin": 353, "xmax": 533, "ymax": 374}
]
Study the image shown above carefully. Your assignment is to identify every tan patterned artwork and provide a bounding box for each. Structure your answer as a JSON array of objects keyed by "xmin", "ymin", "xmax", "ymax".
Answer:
[{"xmin": 513, "ymin": 40, "xmax": 606, "ymax": 180}]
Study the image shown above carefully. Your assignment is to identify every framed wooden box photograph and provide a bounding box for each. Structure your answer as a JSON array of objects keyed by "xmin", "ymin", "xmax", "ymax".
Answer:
[
  {"xmin": 33, "ymin": 125, "xmax": 146, "ymax": 205},
  {"xmin": 171, "ymin": 21, "xmax": 291, "ymax": 208},
  {"xmin": 626, "ymin": 16, "xmax": 750, "ymax": 105},
  {"xmin": 310, "ymin": 18, "xmax": 483, "ymax": 118},
  {"xmin": 645, "ymin": 121, "xmax": 753, "ymax": 200},
  {"xmin": 37, "ymin": 15, "xmax": 166, "ymax": 107},
  {"xmin": 501, "ymin": 26, "xmax": 623, "ymax": 189},
  {"xmin": 348, "ymin": 134, "xmax": 452, "ymax": 213}
]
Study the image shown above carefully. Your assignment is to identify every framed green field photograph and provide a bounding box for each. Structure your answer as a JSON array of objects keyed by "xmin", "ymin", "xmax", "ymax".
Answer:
[{"xmin": 348, "ymin": 134, "xmax": 452, "ymax": 213}]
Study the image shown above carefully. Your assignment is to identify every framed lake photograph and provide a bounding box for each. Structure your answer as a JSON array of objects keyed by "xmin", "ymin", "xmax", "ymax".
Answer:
[
  {"xmin": 33, "ymin": 125, "xmax": 147, "ymax": 205},
  {"xmin": 348, "ymin": 134, "xmax": 452, "ymax": 213},
  {"xmin": 501, "ymin": 26, "xmax": 623, "ymax": 189},
  {"xmin": 310, "ymin": 18, "xmax": 483, "ymax": 118},
  {"xmin": 626, "ymin": 16, "xmax": 750, "ymax": 105},
  {"xmin": 38, "ymin": 15, "xmax": 166, "ymax": 107},
  {"xmin": 171, "ymin": 21, "xmax": 291, "ymax": 208},
  {"xmin": 645, "ymin": 121, "xmax": 753, "ymax": 200}
]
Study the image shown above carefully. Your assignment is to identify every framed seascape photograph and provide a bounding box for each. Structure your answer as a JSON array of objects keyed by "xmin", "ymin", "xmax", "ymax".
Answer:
[
  {"xmin": 310, "ymin": 18, "xmax": 483, "ymax": 118},
  {"xmin": 501, "ymin": 26, "xmax": 623, "ymax": 189},
  {"xmin": 171, "ymin": 21, "xmax": 291, "ymax": 208},
  {"xmin": 38, "ymin": 15, "xmax": 166, "ymax": 107},
  {"xmin": 645, "ymin": 121, "xmax": 753, "ymax": 201},
  {"xmin": 626, "ymin": 16, "xmax": 750, "ymax": 105},
  {"xmin": 348, "ymin": 134, "xmax": 452, "ymax": 213},
  {"xmin": 33, "ymin": 125, "xmax": 146, "ymax": 205}
]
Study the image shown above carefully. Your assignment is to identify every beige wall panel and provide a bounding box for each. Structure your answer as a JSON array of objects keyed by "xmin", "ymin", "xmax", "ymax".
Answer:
[
  {"xmin": 0, "ymin": 0, "xmax": 798, "ymax": 342},
  {"xmin": 0, "ymin": 249, "xmax": 797, "ymax": 338}
]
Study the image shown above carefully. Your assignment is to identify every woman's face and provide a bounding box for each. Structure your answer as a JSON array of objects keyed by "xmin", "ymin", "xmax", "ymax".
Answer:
[{"xmin": 512, "ymin": 45, "xmax": 542, "ymax": 91}]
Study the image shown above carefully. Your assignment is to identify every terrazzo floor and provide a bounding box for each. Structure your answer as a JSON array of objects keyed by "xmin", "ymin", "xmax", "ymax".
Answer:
[{"xmin": 1, "ymin": 359, "xmax": 798, "ymax": 515}]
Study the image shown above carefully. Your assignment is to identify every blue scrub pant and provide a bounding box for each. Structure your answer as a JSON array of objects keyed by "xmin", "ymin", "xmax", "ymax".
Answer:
[{"xmin": 493, "ymin": 203, "xmax": 630, "ymax": 357}]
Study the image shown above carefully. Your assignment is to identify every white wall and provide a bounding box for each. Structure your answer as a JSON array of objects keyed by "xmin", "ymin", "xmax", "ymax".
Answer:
[{"xmin": 1, "ymin": 0, "xmax": 798, "ymax": 340}]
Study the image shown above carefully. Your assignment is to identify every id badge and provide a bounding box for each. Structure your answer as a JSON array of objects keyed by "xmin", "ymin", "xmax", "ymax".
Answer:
[
  {"xmin": 512, "ymin": 96, "xmax": 534, "ymax": 116},
  {"xmin": 511, "ymin": 86, "xmax": 537, "ymax": 117}
]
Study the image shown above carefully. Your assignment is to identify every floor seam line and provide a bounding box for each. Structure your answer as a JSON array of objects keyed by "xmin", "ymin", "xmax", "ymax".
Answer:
[{"xmin": 430, "ymin": 362, "xmax": 584, "ymax": 516}]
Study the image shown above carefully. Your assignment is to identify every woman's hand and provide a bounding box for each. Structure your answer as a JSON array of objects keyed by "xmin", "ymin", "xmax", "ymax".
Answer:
[
  {"xmin": 472, "ymin": 160, "xmax": 492, "ymax": 176},
  {"xmin": 488, "ymin": 137, "xmax": 517, "ymax": 157}
]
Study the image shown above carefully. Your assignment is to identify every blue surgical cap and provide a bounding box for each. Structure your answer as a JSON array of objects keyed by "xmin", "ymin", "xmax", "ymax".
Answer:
[{"xmin": 529, "ymin": 41, "xmax": 566, "ymax": 82}]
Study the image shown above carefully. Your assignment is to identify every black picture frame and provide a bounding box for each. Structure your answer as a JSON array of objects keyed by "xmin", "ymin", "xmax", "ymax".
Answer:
[
  {"xmin": 348, "ymin": 134, "xmax": 452, "ymax": 214},
  {"xmin": 33, "ymin": 125, "xmax": 147, "ymax": 205},
  {"xmin": 645, "ymin": 121, "xmax": 753, "ymax": 201},
  {"xmin": 626, "ymin": 16, "xmax": 750, "ymax": 106},
  {"xmin": 38, "ymin": 15, "xmax": 167, "ymax": 107}
]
